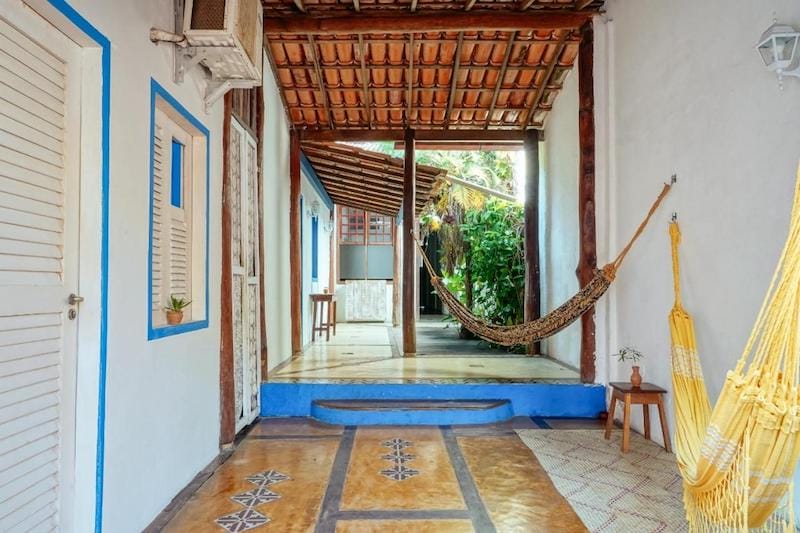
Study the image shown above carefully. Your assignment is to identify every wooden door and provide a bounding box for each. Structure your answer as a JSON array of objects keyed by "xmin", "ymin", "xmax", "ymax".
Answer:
[
  {"xmin": 0, "ymin": 6, "xmax": 82, "ymax": 530},
  {"xmin": 230, "ymin": 120, "xmax": 260, "ymax": 431}
]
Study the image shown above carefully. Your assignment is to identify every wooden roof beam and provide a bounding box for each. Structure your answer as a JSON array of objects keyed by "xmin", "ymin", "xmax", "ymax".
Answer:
[
  {"xmin": 410, "ymin": 0, "xmax": 418, "ymax": 12},
  {"xmin": 358, "ymin": 35, "xmax": 372, "ymax": 128},
  {"xmin": 299, "ymin": 129, "xmax": 528, "ymax": 142},
  {"xmin": 292, "ymin": 0, "xmax": 306, "ymax": 12},
  {"xmin": 353, "ymin": 0, "xmax": 360, "ymax": 11},
  {"xmin": 406, "ymin": 34, "xmax": 414, "ymax": 126},
  {"xmin": 264, "ymin": 11, "xmax": 593, "ymax": 35},
  {"xmin": 306, "ymin": 35, "xmax": 334, "ymax": 128},
  {"xmin": 485, "ymin": 31, "xmax": 516, "ymax": 130},
  {"xmin": 444, "ymin": 32, "xmax": 465, "ymax": 130},
  {"xmin": 465, "ymin": 0, "xmax": 478, "ymax": 10}
]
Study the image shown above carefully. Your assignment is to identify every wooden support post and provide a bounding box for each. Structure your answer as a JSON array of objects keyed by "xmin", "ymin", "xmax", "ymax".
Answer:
[
  {"xmin": 402, "ymin": 128, "xmax": 416, "ymax": 355},
  {"xmin": 523, "ymin": 128, "xmax": 541, "ymax": 355},
  {"xmin": 219, "ymin": 94, "xmax": 235, "ymax": 446},
  {"xmin": 577, "ymin": 20, "xmax": 597, "ymax": 384},
  {"xmin": 290, "ymin": 130, "xmax": 302, "ymax": 356}
]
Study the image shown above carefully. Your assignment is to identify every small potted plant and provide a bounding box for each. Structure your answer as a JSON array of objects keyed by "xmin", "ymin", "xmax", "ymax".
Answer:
[
  {"xmin": 165, "ymin": 295, "xmax": 191, "ymax": 325},
  {"xmin": 614, "ymin": 346, "xmax": 644, "ymax": 387}
]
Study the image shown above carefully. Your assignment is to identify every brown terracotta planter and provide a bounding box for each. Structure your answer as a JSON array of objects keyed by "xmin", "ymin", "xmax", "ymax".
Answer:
[
  {"xmin": 166, "ymin": 310, "xmax": 184, "ymax": 325},
  {"xmin": 630, "ymin": 365, "xmax": 642, "ymax": 387}
]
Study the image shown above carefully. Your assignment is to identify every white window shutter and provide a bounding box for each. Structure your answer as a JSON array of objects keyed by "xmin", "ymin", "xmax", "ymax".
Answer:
[{"xmin": 152, "ymin": 125, "xmax": 166, "ymax": 315}]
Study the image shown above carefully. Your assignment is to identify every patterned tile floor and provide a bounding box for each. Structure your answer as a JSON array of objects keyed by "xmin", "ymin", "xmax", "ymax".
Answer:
[{"xmin": 157, "ymin": 417, "xmax": 594, "ymax": 532}]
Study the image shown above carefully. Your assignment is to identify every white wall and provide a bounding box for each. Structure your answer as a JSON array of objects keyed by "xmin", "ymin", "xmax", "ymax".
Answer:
[
  {"xmin": 542, "ymin": 71, "xmax": 581, "ymax": 369},
  {"xmin": 261, "ymin": 69, "xmax": 292, "ymax": 371},
  {"xmin": 53, "ymin": 0, "xmax": 224, "ymax": 531},
  {"xmin": 300, "ymin": 175, "xmax": 333, "ymax": 346}
]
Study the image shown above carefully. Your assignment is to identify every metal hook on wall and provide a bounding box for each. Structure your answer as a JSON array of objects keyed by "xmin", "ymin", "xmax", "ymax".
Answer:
[
  {"xmin": 671, "ymin": 212, "xmax": 678, "ymax": 223},
  {"xmin": 670, "ymin": 174, "xmax": 678, "ymax": 185}
]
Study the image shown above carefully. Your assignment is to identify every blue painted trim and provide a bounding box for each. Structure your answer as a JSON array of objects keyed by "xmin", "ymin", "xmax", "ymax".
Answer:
[
  {"xmin": 147, "ymin": 79, "xmax": 210, "ymax": 340},
  {"xmin": 311, "ymin": 401, "xmax": 514, "ymax": 426},
  {"xmin": 261, "ymin": 383, "xmax": 607, "ymax": 419},
  {"xmin": 44, "ymin": 2, "xmax": 110, "ymax": 531},
  {"xmin": 311, "ymin": 216, "xmax": 319, "ymax": 282},
  {"xmin": 300, "ymin": 152, "xmax": 333, "ymax": 210},
  {"xmin": 170, "ymin": 139, "xmax": 183, "ymax": 208}
]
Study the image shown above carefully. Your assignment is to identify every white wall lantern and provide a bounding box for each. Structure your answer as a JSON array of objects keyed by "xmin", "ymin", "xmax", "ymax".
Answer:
[
  {"xmin": 757, "ymin": 22, "xmax": 800, "ymax": 82},
  {"xmin": 307, "ymin": 199, "xmax": 321, "ymax": 219}
]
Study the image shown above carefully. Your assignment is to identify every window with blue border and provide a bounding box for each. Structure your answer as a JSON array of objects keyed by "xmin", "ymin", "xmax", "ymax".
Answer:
[
  {"xmin": 311, "ymin": 216, "xmax": 319, "ymax": 281},
  {"xmin": 147, "ymin": 80, "xmax": 210, "ymax": 340}
]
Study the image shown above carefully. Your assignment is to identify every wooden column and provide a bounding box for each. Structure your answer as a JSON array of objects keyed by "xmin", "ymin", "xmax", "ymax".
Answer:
[
  {"xmin": 290, "ymin": 130, "xmax": 302, "ymax": 356},
  {"xmin": 402, "ymin": 128, "xmax": 416, "ymax": 355},
  {"xmin": 523, "ymin": 128, "xmax": 541, "ymax": 355},
  {"xmin": 255, "ymin": 86, "xmax": 269, "ymax": 380},
  {"xmin": 577, "ymin": 20, "xmax": 597, "ymax": 384},
  {"xmin": 219, "ymin": 94, "xmax": 235, "ymax": 445}
]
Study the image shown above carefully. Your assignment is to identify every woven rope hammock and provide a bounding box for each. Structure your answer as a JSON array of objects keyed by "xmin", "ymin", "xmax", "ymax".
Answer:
[
  {"xmin": 414, "ymin": 182, "xmax": 673, "ymax": 346},
  {"xmin": 669, "ymin": 168, "xmax": 800, "ymax": 531}
]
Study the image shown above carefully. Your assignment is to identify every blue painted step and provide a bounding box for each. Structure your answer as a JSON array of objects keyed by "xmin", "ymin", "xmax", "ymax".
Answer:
[
  {"xmin": 261, "ymin": 382, "xmax": 606, "ymax": 419},
  {"xmin": 311, "ymin": 399, "xmax": 513, "ymax": 426}
]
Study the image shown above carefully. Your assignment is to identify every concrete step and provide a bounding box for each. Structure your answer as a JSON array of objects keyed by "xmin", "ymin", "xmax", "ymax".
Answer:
[{"xmin": 311, "ymin": 398, "xmax": 513, "ymax": 425}]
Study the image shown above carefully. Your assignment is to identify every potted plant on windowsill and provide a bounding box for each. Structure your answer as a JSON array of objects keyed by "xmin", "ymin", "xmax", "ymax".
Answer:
[
  {"xmin": 165, "ymin": 296, "xmax": 191, "ymax": 326},
  {"xmin": 614, "ymin": 346, "xmax": 644, "ymax": 387}
]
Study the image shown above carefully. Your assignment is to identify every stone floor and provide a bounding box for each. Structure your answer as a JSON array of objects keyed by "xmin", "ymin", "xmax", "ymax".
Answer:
[
  {"xmin": 270, "ymin": 321, "xmax": 579, "ymax": 383},
  {"xmin": 157, "ymin": 417, "xmax": 601, "ymax": 532}
]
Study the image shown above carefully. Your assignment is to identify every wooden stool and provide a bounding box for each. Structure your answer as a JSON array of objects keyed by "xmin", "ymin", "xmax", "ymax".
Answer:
[
  {"xmin": 604, "ymin": 382, "xmax": 671, "ymax": 453},
  {"xmin": 310, "ymin": 293, "xmax": 336, "ymax": 341}
]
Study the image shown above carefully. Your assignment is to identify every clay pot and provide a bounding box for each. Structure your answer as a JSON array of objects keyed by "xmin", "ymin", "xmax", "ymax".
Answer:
[
  {"xmin": 631, "ymin": 365, "xmax": 643, "ymax": 387},
  {"xmin": 166, "ymin": 310, "xmax": 184, "ymax": 325}
]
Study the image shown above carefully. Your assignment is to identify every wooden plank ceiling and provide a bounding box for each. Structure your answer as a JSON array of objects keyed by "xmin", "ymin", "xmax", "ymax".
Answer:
[
  {"xmin": 302, "ymin": 141, "xmax": 445, "ymax": 216},
  {"xmin": 263, "ymin": 0, "xmax": 603, "ymax": 134}
]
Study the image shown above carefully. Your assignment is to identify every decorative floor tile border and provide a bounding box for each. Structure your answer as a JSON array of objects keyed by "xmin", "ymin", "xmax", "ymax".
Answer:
[
  {"xmin": 214, "ymin": 470, "xmax": 290, "ymax": 532},
  {"xmin": 379, "ymin": 438, "xmax": 420, "ymax": 481}
]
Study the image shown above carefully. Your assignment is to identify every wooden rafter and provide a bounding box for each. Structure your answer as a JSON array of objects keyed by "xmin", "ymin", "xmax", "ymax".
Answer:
[
  {"xmin": 410, "ymin": 0, "xmax": 418, "ymax": 12},
  {"xmin": 358, "ymin": 35, "xmax": 372, "ymax": 128},
  {"xmin": 306, "ymin": 35, "xmax": 333, "ymax": 128},
  {"xmin": 522, "ymin": 30, "xmax": 569, "ymax": 128},
  {"xmin": 485, "ymin": 31, "xmax": 516, "ymax": 129},
  {"xmin": 264, "ymin": 12, "xmax": 592, "ymax": 34},
  {"xmin": 444, "ymin": 32, "xmax": 465, "ymax": 129},
  {"xmin": 577, "ymin": 0, "xmax": 594, "ymax": 8},
  {"xmin": 519, "ymin": 0, "xmax": 536, "ymax": 10},
  {"xmin": 353, "ymin": 0, "xmax": 360, "ymax": 11},
  {"xmin": 292, "ymin": 0, "xmax": 306, "ymax": 12},
  {"xmin": 269, "ymin": 36, "xmax": 570, "ymax": 46},
  {"xmin": 465, "ymin": 0, "xmax": 478, "ymax": 10}
]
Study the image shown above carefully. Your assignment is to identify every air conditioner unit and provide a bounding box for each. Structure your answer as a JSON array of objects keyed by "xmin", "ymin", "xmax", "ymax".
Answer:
[{"xmin": 183, "ymin": 0, "xmax": 263, "ymax": 83}]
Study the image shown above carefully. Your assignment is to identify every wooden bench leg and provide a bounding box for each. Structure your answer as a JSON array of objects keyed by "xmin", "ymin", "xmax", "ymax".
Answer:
[
  {"xmin": 643, "ymin": 404, "xmax": 651, "ymax": 441},
  {"xmin": 657, "ymin": 396, "xmax": 672, "ymax": 453},
  {"xmin": 604, "ymin": 395, "xmax": 617, "ymax": 440},
  {"xmin": 325, "ymin": 301, "xmax": 331, "ymax": 341},
  {"xmin": 622, "ymin": 393, "xmax": 631, "ymax": 453},
  {"xmin": 332, "ymin": 301, "xmax": 337, "ymax": 335}
]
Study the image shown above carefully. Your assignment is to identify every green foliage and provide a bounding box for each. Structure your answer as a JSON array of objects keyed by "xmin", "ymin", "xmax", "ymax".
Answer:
[
  {"xmin": 165, "ymin": 295, "xmax": 191, "ymax": 312},
  {"xmin": 613, "ymin": 346, "xmax": 643, "ymax": 364},
  {"xmin": 461, "ymin": 198, "xmax": 525, "ymax": 326}
]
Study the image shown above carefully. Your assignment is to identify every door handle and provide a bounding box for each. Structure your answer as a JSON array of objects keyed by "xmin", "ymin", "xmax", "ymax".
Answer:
[{"xmin": 68, "ymin": 294, "xmax": 84, "ymax": 305}]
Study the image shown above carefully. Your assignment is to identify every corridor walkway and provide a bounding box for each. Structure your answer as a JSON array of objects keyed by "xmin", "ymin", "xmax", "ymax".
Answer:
[{"xmin": 270, "ymin": 321, "xmax": 579, "ymax": 383}]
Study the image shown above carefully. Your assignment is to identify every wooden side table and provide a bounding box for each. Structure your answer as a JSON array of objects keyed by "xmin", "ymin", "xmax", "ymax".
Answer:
[
  {"xmin": 310, "ymin": 293, "xmax": 336, "ymax": 342},
  {"xmin": 604, "ymin": 382, "xmax": 671, "ymax": 453}
]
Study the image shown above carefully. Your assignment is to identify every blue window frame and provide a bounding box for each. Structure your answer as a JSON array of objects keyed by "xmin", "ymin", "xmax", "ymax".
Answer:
[
  {"xmin": 311, "ymin": 216, "xmax": 319, "ymax": 281},
  {"xmin": 170, "ymin": 138, "xmax": 183, "ymax": 207}
]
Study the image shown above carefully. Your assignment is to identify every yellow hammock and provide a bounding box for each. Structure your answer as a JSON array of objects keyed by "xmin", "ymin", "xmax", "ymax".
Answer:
[
  {"xmin": 415, "ymin": 182, "xmax": 673, "ymax": 346},
  {"xmin": 670, "ymin": 169, "xmax": 800, "ymax": 531}
]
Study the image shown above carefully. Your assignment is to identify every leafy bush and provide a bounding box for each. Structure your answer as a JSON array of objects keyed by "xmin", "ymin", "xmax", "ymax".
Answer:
[{"xmin": 461, "ymin": 198, "xmax": 525, "ymax": 326}]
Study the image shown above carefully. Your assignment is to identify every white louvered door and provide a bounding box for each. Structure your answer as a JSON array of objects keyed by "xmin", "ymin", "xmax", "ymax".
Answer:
[
  {"xmin": 0, "ymin": 5, "xmax": 82, "ymax": 531},
  {"xmin": 230, "ymin": 120, "xmax": 260, "ymax": 432}
]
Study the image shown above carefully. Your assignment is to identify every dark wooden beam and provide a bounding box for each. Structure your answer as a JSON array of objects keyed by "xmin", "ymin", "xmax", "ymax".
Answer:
[
  {"xmin": 465, "ymin": 0, "xmax": 478, "ymax": 10},
  {"xmin": 522, "ymin": 30, "xmax": 569, "ymax": 128},
  {"xmin": 219, "ymin": 94, "xmax": 235, "ymax": 446},
  {"xmin": 523, "ymin": 128, "xmax": 541, "ymax": 356},
  {"xmin": 358, "ymin": 35, "xmax": 371, "ymax": 128},
  {"xmin": 292, "ymin": 0, "xmax": 306, "ymax": 12},
  {"xmin": 290, "ymin": 130, "xmax": 303, "ymax": 356},
  {"xmin": 353, "ymin": 0, "xmax": 360, "ymax": 11},
  {"xmin": 577, "ymin": 20, "xmax": 596, "ymax": 384},
  {"xmin": 255, "ymin": 86, "xmax": 269, "ymax": 381},
  {"xmin": 300, "ymin": 128, "xmax": 528, "ymax": 142},
  {"xmin": 406, "ymin": 34, "xmax": 414, "ymax": 125},
  {"xmin": 264, "ymin": 11, "xmax": 592, "ymax": 35},
  {"xmin": 394, "ymin": 141, "xmax": 522, "ymax": 151},
  {"xmin": 485, "ymin": 31, "xmax": 516, "ymax": 130},
  {"xmin": 307, "ymin": 35, "xmax": 333, "ymax": 128},
  {"xmin": 444, "ymin": 32, "xmax": 464, "ymax": 129},
  {"xmin": 410, "ymin": 0, "xmax": 418, "ymax": 12},
  {"xmin": 577, "ymin": 0, "xmax": 594, "ymax": 8},
  {"xmin": 402, "ymin": 128, "xmax": 417, "ymax": 356}
]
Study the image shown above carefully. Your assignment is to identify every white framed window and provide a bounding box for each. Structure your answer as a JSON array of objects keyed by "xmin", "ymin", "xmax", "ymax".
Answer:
[{"xmin": 148, "ymin": 80, "xmax": 209, "ymax": 339}]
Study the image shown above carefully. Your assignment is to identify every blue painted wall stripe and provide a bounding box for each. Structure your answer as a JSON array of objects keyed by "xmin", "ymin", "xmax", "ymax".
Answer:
[
  {"xmin": 44, "ymin": 2, "xmax": 110, "ymax": 531},
  {"xmin": 311, "ymin": 216, "xmax": 319, "ymax": 281},
  {"xmin": 147, "ymin": 79, "xmax": 210, "ymax": 340},
  {"xmin": 300, "ymin": 152, "xmax": 333, "ymax": 210}
]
